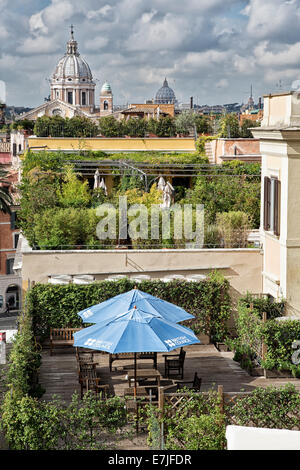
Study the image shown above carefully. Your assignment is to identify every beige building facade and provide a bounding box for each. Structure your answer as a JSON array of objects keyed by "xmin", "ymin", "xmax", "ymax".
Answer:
[{"xmin": 252, "ymin": 91, "xmax": 300, "ymax": 316}]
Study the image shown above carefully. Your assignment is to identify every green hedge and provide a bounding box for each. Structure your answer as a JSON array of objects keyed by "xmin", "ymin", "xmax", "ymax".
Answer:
[
  {"xmin": 261, "ymin": 319, "xmax": 300, "ymax": 376},
  {"xmin": 5, "ymin": 311, "xmax": 44, "ymax": 398},
  {"xmin": 26, "ymin": 274, "xmax": 231, "ymax": 343},
  {"xmin": 232, "ymin": 295, "xmax": 300, "ymax": 376},
  {"xmin": 238, "ymin": 292, "xmax": 285, "ymax": 319},
  {"xmin": 1, "ymin": 391, "xmax": 127, "ymax": 450},
  {"xmin": 148, "ymin": 384, "xmax": 300, "ymax": 450}
]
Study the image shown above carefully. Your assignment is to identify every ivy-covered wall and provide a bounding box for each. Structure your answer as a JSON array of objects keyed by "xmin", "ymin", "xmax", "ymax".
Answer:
[{"xmin": 26, "ymin": 274, "xmax": 231, "ymax": 343}]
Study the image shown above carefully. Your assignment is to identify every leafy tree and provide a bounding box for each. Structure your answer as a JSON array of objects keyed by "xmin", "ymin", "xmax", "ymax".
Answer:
[
  {"xmin": 147, "ymin": 117, "xmax": 158, "ymax": 135},
  {"xmin": 155, "ymin": 116, "xmax": 176, "ymax": 137},
  {"xmin": 240, "ymin": 118, "xmax": 261, "ymax": 138},
  {"xmin": 219, "ymin": 113, "xmax": 240, "ymax": 138},
  {"xmin": 98, "ymin": 116, "xmax": 125, "ymax": 137},
  {"xmin": 33, "ymin": 116, "xmax": 52, "ymax": 137},
  {"xmin": 216, "ymin": 211, "xmax": 252, "ymax": 248},
  {"xmin": 174, "ymin": 111, "xmax": 195, "ymax": 135},
  {"xmin": 123, "ymin": 117, "xmax": 147, "ymax": 137},
  {"xmin": 65, "ymin": 116, "xmax": 99, "ymax": 137},
  {"xmin": 0, "ymin": 168, "xmax": 13, "ymax": 214},
  {"xmin": 33, "ymin": 207, "xmax": 101, "ymax": 249},
  {"xmin": 194, "ymin": 115, "xmax": 213, "ymax": 135},
  {"xmin": 57, "ymin": 166, "xmax": 91, "ymax": 208},
  {"xmin": 19, "ymin": 169, "xmax": 60, "ymax": 246},
  {"xmin": 33, "ymin": 116, "xmax": 99, "ymax": 137},
  {"xmin": 185, "ymin": 161, "xmax": 261, "ymax": 228},
  {"xmin": 10, "ymin": 119, "xmax": 35, "ymax": 132}
]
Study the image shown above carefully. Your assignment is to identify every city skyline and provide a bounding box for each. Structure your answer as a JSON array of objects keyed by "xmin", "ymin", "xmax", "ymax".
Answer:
[{"xmin": 1, "ymin": 0, "xmax": 300, "ymax": 107}]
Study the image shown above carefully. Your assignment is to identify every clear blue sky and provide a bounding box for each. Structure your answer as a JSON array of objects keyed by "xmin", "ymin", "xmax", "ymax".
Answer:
[{"xmin": 1, "ymin": 0, "xmax": 300, "ymax": 107}]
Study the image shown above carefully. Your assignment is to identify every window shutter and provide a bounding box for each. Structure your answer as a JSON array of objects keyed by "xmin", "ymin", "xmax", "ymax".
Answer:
[
  {"xmin": 274, "ymin": 179, "xmax": 281, "ymax": 236},
  {"xmin": 264, "ymin": 176, "xmax": 271, "ymax": 231}
]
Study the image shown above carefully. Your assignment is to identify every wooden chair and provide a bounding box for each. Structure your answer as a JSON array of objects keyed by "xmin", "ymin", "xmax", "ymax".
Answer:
[
  {"xmin": 75, "ymin": 347, "xmax": 94, "ymax": 364},
  {"xmin": 163, "ymin": 347, "xmax": 186, "ymax": 379},
  {"xmin": 85, "ymin": 374, "xmax": 109, "ymax": 399},
  {"xmin": 175, "ymin": 372, "xmax": 202, "ymax": 392},
  {"xmin": 78, "ymin": 362, "xmax": 98, "ymax": 398}
]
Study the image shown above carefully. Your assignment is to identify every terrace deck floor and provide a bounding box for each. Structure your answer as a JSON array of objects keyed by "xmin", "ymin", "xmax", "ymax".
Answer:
[{"xmin": 39, "ymin": 343, "xmax": 300, "ymax": 403}]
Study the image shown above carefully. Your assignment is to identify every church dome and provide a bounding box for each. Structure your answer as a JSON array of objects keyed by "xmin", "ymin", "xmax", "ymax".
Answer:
[
  {"xmin": 101, "ymin": 81, "xmax": 112, "ymax": 94},
  {"xmin": 155, "ymin": 78, "xmax": 176, "ymax": 104},
  {"xmin": 52, "ymin": 27, "xmax": 93, "ymax": 83}
]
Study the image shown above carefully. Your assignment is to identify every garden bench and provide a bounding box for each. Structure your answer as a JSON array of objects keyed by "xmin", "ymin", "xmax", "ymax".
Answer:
[
  {"xmin": 109, "ymin": 352, "xmax": 157, "ymax": 371},
  {"xmin": 50, "ymin": 328, "xmax": 82, "ymax": 356}
]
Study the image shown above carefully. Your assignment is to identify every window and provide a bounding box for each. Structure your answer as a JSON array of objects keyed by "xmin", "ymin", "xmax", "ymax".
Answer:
[
  {"xmin": 10, "ymin": 212, "xmax": 19, "ymax": 230},
  {"xmin": 6, "ymin": 285, "xmax": 20, "ymax": 310},
  {"xmin": 264, "ymin": 176, "xmax": 280, "ymax": 236},
  {"xmin": 6, "ymin": 258, "xmax": 15, "ymax": 275},
  {"xmin": 12, "ymin": 143, "xmax": 17, "ymax": 156},
  {"xmin": 82, "ymin": 92, "xmax": 86, "ymax": 106},
  {"xmin": 103, "ymin": 100, "xmax": 109, "ymax": 110},
  {"xmin": 13, "ymin": 233, "xmax": 19, "ymax": 249},
  {"xmin": 67, "ymin": 91, "xmax": 73, "ymax": 104}
]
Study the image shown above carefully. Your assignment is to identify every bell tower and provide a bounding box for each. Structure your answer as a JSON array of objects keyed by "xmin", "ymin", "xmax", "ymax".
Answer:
[{"xmin": 100, "ymin": 81, "xmax": 113, "ymax": 116}]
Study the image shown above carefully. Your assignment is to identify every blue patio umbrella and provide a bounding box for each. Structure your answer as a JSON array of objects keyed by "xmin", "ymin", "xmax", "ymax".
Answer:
[
  {"xmin": 74, "ymin": 306, "xmax": 200, "ymax": 396},
  {"xmin": 77, "ymin": 288, "xmax": 194, "ymax": 324}
]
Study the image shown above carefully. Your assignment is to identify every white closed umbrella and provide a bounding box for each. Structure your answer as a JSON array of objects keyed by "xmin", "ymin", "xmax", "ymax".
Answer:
[
  {"xmin": 94, "ymin": 169, "xmax": 101, "ymax": 189},
  {"xmin": 99, "ymin": 178, "xmax": 108, "ymax": 196},
  {"xmin": 157, "ymin": 176, "xmax": 166, "ymax": 192},
  {"xmin": 161, "ymin": 181, "xmax": 175, "ymax": 209}
]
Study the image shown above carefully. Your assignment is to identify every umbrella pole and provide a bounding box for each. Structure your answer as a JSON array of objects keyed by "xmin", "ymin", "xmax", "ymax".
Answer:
[{"xmin": 134, "ymin": 352, "xmax": 137, "ymax": 399}]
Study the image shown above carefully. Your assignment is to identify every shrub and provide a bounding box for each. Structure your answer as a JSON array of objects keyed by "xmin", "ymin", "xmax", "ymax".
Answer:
[
  {"xmin": 156, "ymin": 389, "xmax": 226, "ymax": 450},
  {"xmin": 184, "ymin": 161, "xmax": 261, "ymax": 228},
  {"xmin": 226, "ymin": 384, "xmax": 300, "ymax": 430},
  {"xmin": 261, "ymin": 319, "xmax": 300, "ymax": 375},
  {"xmin": 57, "ymin": 166, "xmax": 91, "ymax": 208},
  {"xmin": 6, "ymin": 311, "xmax": 43, "ymax": 398},
  {"xmin": 239, "ymin": 292, "xmax": 285, "ymax": 319},
  {"xmin": 216, "ymin": 211, "xmax": 252, "ymax": 248},
  {"xmin": 33, "ymin": 116, "xmax": 99, "ymax": 138},
  {"xmin": 98, "ymin": 116, "xmax": 125, "ymax": 137},
  {"xmin": 1, "ymin": 391, "xmax": 127, "ymax": 450},
  {"xmin": 32, "ymin": 207, "xmax": 102, "ymax": 249}
]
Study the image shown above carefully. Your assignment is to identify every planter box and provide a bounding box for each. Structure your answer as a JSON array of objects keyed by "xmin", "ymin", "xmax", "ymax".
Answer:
[
  {"xmin": 215, "ymin": 342, "xmax": 230, "ymax": 352},
  {"xmin": 197, "ymin": 333, "xmax": 210, "ymax": 345},
  {"xmin": 250, "ymin": 367, "xmax": 265, "ymax": 377},
  {"xmin": 265, "ymin": 369, "xmax": 294, "ymax": 379}
]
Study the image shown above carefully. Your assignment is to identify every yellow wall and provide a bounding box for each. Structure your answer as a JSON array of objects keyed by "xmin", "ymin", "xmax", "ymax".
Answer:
[{"xmin": 27, "ymin": 137, "xmax": 196, "ymax": 153}]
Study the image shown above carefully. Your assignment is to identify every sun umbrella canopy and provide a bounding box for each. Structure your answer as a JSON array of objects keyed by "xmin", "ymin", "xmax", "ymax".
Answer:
[
  {"xmin": 78, "ymin": 288, "xmax": 194, "ymax": 324},
  {"xmin": 74, "ymin": 306, "xmax": 200, "ymax": 353}
]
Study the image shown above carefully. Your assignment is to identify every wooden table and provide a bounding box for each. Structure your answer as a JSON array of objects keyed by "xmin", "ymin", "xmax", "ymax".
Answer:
[{"xmin": 127, "ymin": 368, "xmax": 161, "ymax": 388}]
